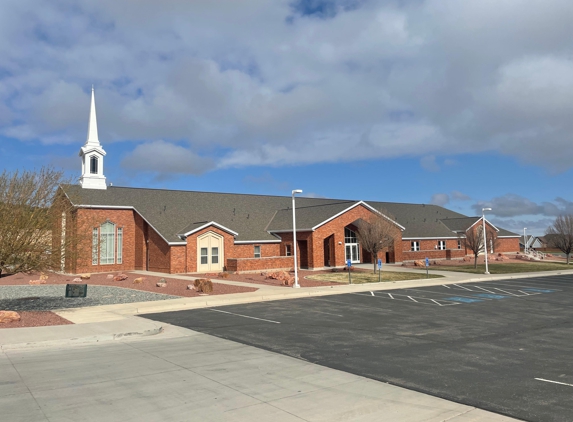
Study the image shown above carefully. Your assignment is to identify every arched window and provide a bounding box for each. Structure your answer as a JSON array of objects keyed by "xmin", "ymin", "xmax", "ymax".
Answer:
[
  {"xmin": 92, "ymin": 221, "xmax": 123, "ymax": 265},
  {"xmin": 90, "ymin": 156, "xmax": 98, "ymax": 174},
  {"xmin": 100, "ymin": 221, "xmax": 115, "ymax": 264}
]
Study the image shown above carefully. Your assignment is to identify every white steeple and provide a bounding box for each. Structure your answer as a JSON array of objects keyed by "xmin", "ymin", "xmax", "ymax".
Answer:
[{"xmin": 79, "ymin": 86, "xmax": 107, "ymax": 190}]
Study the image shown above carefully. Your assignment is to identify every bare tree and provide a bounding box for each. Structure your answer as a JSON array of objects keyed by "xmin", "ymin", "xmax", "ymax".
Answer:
[
  {"xmin": 355, "ymin": 213, "xmax": 396, "ymax": 273},
  {"xmin": 546, "ymin": 215, "xmax": 573, "ymax": 264},
  {"xmin": 0, "ymin": 167, "xmax": 79, "ymax": 277},
  {"xmin": 460, "ymin": 226, "xmax": 498, "ymax": 269}
]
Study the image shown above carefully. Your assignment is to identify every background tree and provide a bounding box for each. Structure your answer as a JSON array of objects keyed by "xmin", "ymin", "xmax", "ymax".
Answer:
[
  {"xmin": 0, "ymin": 167, "xmax": 78, "ymax": 277},
  {"xmin": 460, "ymin": 225, "xmax": 498, "ymax": 269},
  {"xmin": 545, "ymin": 215, "xmax": 573, "ymax": 264},
  {"xmin": 355, "ymin": 213, "xmax": 396, "ymax": 273}
]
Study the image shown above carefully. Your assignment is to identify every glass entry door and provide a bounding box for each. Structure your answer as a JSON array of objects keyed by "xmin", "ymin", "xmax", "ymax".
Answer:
[{"xmin": 344, "ymin": 227, "xmax": 360, "ymax": 263}]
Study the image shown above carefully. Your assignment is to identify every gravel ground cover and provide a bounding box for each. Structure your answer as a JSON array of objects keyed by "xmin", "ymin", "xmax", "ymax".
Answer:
[
  {"xmin": 0, "ymin": 285, "xmax": 182, "ymax": 311},
  {"xmin": 0, "ymin": 271, "xmax": 258, "ymax": 297},
  {"xmin": 0, "ymin": 311, "xmax": 73, "ymax": 329}
]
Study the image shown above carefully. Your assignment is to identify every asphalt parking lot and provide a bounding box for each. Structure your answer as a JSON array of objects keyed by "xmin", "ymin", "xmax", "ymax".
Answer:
[{"xmin": 143, "ymin": 274, "xmax": 573, "ymax": 422}]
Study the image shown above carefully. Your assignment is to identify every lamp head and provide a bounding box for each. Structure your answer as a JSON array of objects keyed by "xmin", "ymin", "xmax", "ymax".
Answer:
[
  {"xmin": 292, "ymin": 189, "xmax": 303, "ymax": 195},
  {"xmin": 482, "ymin": 207, "xmax": 492, "ymax": 212}
]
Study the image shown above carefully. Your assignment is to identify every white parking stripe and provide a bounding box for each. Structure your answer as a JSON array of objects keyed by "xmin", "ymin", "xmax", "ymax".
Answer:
[
  {"xmin": 210, "ymin": 309, "xmax": 280, "ymax": 324},
  {"xmin": 535, "ymin": 378, "xmax": 573, "ymax": 387},
  {"xmin": 453, "ymin": 284, "xmax": 473, "ymax": 291}
]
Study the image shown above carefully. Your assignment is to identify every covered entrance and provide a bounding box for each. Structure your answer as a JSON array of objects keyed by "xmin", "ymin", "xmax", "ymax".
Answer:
[
  {"xmin": 345, "ymin": 227, "xmax": 360, "ymax": 264},
  {"xmin": 197, "ymin": 232, "xmax": 224, "ymax": 272}
]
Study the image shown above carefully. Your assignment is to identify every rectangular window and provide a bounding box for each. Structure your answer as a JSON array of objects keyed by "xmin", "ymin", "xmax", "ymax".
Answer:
[
  {"xmin": 411, "ymin": 241, "xmax": 420, "ymax": 252},
  {"xmin": 438, "ymin": 240, "xmax": 446, "ymax": 250},
  {"xmin": 285, "ymin": 244, "xmax": 291, "ymax": 256},
  {"xmin": 254, "ymin": 245, "xmax": 261, "ymax": 258},
  {"xmin": 457, "ymin": 240, "xmax": 462, "ymax": 249},
  {"xmin": 200, "ymin": 248, "xmax": 208, "ymax": 265},
  {"xmin": 100, "ymin": 223, "xmax": 115, "ymax": 265},
  {"xmin": 211, "ymin": 247, "xmax": 219, "ymax": 264},
  {"xmin": 92, "ymin": 228, "xmax": 98, "ymax": 265},
  {"xmin": 117, "ymin": 227, "xmax": 123, "ymax": 264}
]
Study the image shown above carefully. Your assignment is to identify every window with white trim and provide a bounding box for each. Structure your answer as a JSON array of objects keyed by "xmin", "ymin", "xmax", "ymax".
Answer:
[
  {"xmin": 100, "ymin": 222, "xmax": 115, "ymax": 265},
  {"xmin": 411, "ymin": 241, "xmax": 420, "ymax": 251},
  {"xmin": 457, "ymin": 239, "xmax": 462, "ymax": 249},
  {"xmin": 90, "ymin": 155, "xmax": 98, "ymax": 174},
  {"xmin": 285, "ymin": 244, "xmax": 291, "ymax": 256},
  {"xmin": 438, "ymin": 240, "xmax": 446, "ymax": 250},
  {"xmin": 254, "ymin": 245, "xmax": 261, "ymax": 258},
  {"xmin": 92, "ymin": 221, "xmax": 123, "ymax": 265}
]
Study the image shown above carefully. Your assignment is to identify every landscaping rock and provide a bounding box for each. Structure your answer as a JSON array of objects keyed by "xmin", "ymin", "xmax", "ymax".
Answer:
[
  {"xmin": 282, "ymin": 277, "xmax": 295, "ymax": 286},
  {"xmin": 156, "ymin": 282, "xmax": 167, "ymax": 288},
  {"xmin": 80, "ymin": 274, "xmax": 91, "ymax": 280},
  {"xmin": 194, "ymin": 278, "xmax": 213, "ymax": 294},
  {"xmin": 29, "ymin": 279, "xmax": 46, "ymax": 285},
  {"xmin": 133, "ymin": 277, "xmax": 145, "ymax": 284},
  {"xmin": 217, "ymin": 272, "xmax": 230, "ymax": 279},
  {"xmin": 106, "ymin": 274, "xmax": 114, "ymax": 279},
  {"xmin": 72, "ymin": 277, "xmax": 82, "ymax": 282},
  {"xmin": 39, "ymin": 273, "xmax": 48, "ymax": 280},
  {"xmin": 0, "ymin": 310, "xmax": 21, "ymax": 323},
  {"xmin": 187, "ymin": 284, "xmax": 195, "ymax": 290},
  {"xmin": 414, "ymin": 260, "xmax": 425, "ymax": 267},
  {"xmin": 114, "ymin": 274, "xmax": 128, "ymax": 281}
]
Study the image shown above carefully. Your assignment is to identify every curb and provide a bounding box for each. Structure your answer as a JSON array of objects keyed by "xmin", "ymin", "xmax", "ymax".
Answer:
[{"xmin": 0, "ymin": 326, "xmax": 164, "ymax": 351}]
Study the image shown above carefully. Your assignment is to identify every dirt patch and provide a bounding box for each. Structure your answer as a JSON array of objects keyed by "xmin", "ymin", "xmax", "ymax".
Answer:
[
  {"xmin": 0, "ymin": 271, "xmax": 258, "ymax": 298},
  {"xmin": 0, "ymin": 311, "xmax": 73, "ymax": 329}
]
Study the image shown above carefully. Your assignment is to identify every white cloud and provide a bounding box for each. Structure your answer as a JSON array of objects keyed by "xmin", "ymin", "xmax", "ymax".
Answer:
[
  {"xmin": 431, "ymin": 193, "xmax": 449, "ymax": 206},
  {"xmin": 472, "ymin": 194, "xmax": 573, "ymax": 218},
  {"xmin": 1, "ymin": 0, "xmax": 573, "ymax": 172},
  {"xmin": 121, "ymin": 140, "xmax": 214, "ymax": 175},
  {"xmin": 451, "ymin": 190, "xmax": 470, "ymax": 201}
]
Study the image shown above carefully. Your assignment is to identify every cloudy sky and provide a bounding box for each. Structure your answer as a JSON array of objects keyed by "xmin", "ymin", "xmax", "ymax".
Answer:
[{"xmin": 1, "ymin": 0, "xmax": 572, "ymax": 234}]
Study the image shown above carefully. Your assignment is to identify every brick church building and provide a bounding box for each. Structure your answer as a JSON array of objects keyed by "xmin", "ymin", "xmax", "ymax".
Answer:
[{"xmin": 56, "ymin": 90, "xmax": 520, "ymax": 275}]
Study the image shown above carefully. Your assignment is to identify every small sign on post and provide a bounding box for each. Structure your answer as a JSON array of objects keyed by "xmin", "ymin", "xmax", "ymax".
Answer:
[
  {"xmin": 65, "ymin": 284, "xmax": 87, "ymax": 298},
  {"xmin": 425, "ymin": 257, "xmax": 429, "ymax": 279},
  {"xmin": 347, "ymin": 259, "xmax": 352, "ymax": 284},
  {"xmin": 378, "ymin": 258, "xmax": 382, "ymax": 283}
]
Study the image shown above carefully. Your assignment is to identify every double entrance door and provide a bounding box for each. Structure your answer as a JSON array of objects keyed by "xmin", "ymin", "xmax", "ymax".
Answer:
[
  {"xmin": 344, "ymin": 227, "xmax": 360, "ymax": 263},
  {"xmin": 197, "ymin": 232, "xmax": 224, "ymax": 272}
]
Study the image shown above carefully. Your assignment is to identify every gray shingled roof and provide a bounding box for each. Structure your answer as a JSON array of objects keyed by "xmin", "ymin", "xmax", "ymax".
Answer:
[
  {"xmin": 440, "ymin": 217, "xmax": 481, "ymax": 233},
  {"xmin": 63, "ymin": 185, "xmax": 518, "ymax": 243}
]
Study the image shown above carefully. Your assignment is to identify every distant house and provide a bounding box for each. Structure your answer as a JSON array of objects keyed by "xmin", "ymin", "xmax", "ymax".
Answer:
[{"xmin": 54, "ymin": 89, "xmax": 520, "ymax": 274}]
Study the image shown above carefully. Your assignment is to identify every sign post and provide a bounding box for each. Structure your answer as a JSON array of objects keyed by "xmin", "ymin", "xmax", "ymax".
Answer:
[
  {"xmin": 425, "ymin": 257, "xmax": 429, "ymax": 279},
  {"xmin": 377, "ymin": 258, "xmax": 382, "ymax": 283},
  {"xmin": 347, "ymin": 259, "xmax": 352, "ymax": 284}
]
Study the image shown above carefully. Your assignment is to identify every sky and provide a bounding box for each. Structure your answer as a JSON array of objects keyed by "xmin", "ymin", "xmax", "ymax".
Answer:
[{"xmin": 1, "ymin": 0, "xmax": 572, "ymax": 235}]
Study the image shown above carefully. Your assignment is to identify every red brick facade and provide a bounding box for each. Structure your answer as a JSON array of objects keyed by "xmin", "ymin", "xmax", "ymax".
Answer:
[{"xmin": 58, "ymin": 199, "xmax": 519, "ymax": 274}]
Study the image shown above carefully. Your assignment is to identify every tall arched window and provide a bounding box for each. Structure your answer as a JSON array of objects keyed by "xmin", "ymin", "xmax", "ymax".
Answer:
[
  {"xmin": 92, "ymin": 221, "xmax": 123, "ymax": 265},
  {"xmin": 90, "ymin": 156, "xmax": 98, "ymax": 174},
  {"xmin": 100, "ymin": 221, "xmax": 115, "ymax": 264}
]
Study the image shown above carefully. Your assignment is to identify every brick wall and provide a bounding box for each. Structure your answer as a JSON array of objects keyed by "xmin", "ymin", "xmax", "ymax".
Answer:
[
  {"xmin": 496, "ymin": 237, "xmax": 519, "ymax": 253},
  {"xmin": 226, "ymin": 256, "xmax": 294, "ymax": 272},
  {"xmin": 74, "ymin": 208, "xmax": 138, "ymax": 274},
  {"xmin": 231, "ymin": 243, "xmax": 281, "ymax": 259},
  {"xmin": 170, "ymin": 245, "xmax": 186, "ymax": 273}
]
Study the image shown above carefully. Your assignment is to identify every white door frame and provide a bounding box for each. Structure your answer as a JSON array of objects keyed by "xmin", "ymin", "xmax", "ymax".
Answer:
[{"xmin": 197, "ymin": 231, "xmax": 224, "ymax": 273}]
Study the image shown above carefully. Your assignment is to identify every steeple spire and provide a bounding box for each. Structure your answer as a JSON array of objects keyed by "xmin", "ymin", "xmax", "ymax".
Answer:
[
  {"xmin": 79, "ymin": 86, "xmax": 107, "ymax": 190},
  {"xmin": 85, "ymin": 85, "xmax": 100, "ymax": 147}
]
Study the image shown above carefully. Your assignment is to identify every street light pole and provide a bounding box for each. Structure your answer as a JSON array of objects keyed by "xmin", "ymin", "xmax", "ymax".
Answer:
[
  {"xmin": 482, "ymin": 207, "xmax": 492, "ymax": 275},
  {"xmin": 292, "ymin": 189, "xmax": 303, "ymax": 288},
  {"xmin": 523, "ymin": 227, "xmax": 527, "ymax": 254}
]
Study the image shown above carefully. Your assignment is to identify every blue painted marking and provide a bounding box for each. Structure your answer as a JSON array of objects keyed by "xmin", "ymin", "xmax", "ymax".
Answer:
[
  {"xmin": 522, "ymin": 288, "xmax": 554, "ymax": 293},
  {"xmin": 444, "ymin": 297, "xmax": 483, "ymax": 303},
  {"xmin": 474, "ymin": 293, "xmax": 508, "ymax": 300}
]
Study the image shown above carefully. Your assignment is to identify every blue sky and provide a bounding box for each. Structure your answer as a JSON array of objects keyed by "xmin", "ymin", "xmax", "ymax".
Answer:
[{"xmin": 1, "ymin": 0, "xmax": 572, "ymax": 235}]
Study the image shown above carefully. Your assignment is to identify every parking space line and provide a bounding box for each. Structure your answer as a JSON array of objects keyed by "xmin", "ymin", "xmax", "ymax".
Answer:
[
  {"xmin": 307, "ymin": 297, "xmax": 393, "ymax": 312},
  {"xmin": 405, "ymin": 288, "xmax": 495, "ymax": 301},
  {"xmin": 535, "ymin": 378, "xmax": 573, "ymax": 388},
  {"xmin": 478, "ymin": 281, "xmax": 563, "ymax": 292},
  {"xmin": 453, "ymin": 284, "xmax": 473, "ymax": 291},
  {"xmin": 307, "ymin": 309, "xmax": 343, "ymax": 317},
  {"xmin": 352, "ymin": 291, "xmax": 459, "ymax": 306},
  {"xmin": 210, "ymin": 309, "xmax": 281, "ymax": 324}
]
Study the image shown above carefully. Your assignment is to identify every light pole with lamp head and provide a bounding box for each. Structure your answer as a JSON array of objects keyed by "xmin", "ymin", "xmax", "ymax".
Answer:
[
  {"xmin": 482, "ymin": 207, "xmax": 492, "ymax": 274},
  {"xmin": 292, "ymin": 189, "xmax": 303, "ymax": 288},
  {"xmin": 523, "ymin": 227, "xmax": 527, "ymax": 254}
]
